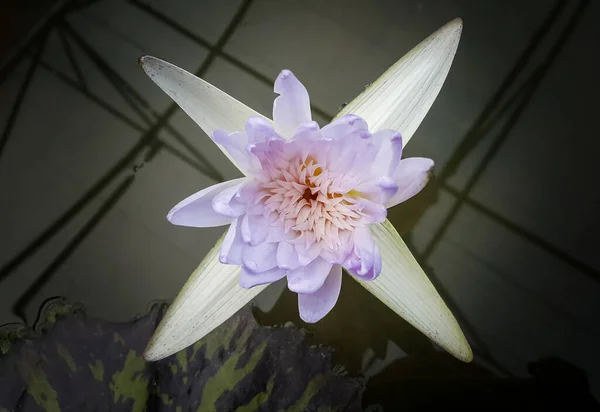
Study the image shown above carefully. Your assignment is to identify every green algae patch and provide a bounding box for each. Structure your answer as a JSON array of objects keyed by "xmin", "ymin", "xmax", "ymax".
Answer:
[
  {"xmin": 284, "ymin": 374, "xmax": 326, "ymax": 412},
  {"xmin": 197, "ymin": 340, "xmax": 268, "ymax": 412},
  {"xmin": 176, "ymin": 349, "xmax": 188, "ymax": 373},
  {"xmin": 89, "ymin": 359, "xmax": 104, "ymax": 382},
  {"xmin": 56, "ymin": 344, "xmax": 77, "ymax": 373},
  {"xmin": 27, "ymin": 366, "xmax": 61, "ymax": 412},
  {"xmin": 160, "ymin": 393, "xmax": 173, "ymax": 405},
  {"xmin": 113, "ymin": 332, "xmax": 126, "ymax": 346},
  {"xmin": 235, "ymin": 375, "xmax": 275, "ymax": 412},
  {"xmin": 109, "ymin": 350, "xmax": 148, "ymax": 412}
]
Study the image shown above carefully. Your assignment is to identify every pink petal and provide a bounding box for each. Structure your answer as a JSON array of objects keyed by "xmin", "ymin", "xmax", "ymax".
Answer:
[
  {"xmin": 242, "ymin": 242, "xmax": 278, "ymax": 273},
  {"xmin": 319, "ymin": 231, "xmax": 353, "ymax": 265},
  {"xmin": 219, "ymin": 217, "xmax": 244, "ymax": 265},
  {"xmin": 277, "ymin": 241, "xmax": 302, "ymax": 270},
  {"xmin": 167, "ymin": 178, "xmax": 247, "ymax": 227},
  {"xmin": 235, "ymin": 180, "xmax": 261, "ymax": 203},
  {"xmin": 291, "ymin": 121, "xmax": 321, "ymax": 141},
  {"xmin": 343, "ymin": 227, "xmax": 381, "ymax": 281},
  {"xmin": 266, "ymin": 223, "xmax": 299, "ymax": 243},
  {"xmin": 245, "ymin": 116, "xmax": 281, "ymax": 144},
  {"xmin": 355, "ymin": 177, "xmax": 398, "ymax": 204},
  {"xmin": 212, "ymin": 130, "xmax": 261, "ymax": 173},
  {"xmin": 212, "ymin": 182, "xmax": 247, "ymax": 218},
  {"xmin": 294, "ymin": 242, "xmax": 321, "ymax": 265},
  {"xmin": 298, "ymin": 265, "xmax": 342, "ymax": 323},
  {"xmin": 321, "ymin": 114, "xmax": 368, "ymax": 140},
  {"xmin": 240, "ymin": 266, "xmax": 286, "ymax": 288},
  {"xmin": 325, "ymin": 120, "xmax": 373, "ymax": 175},
  {"xmin": 348, "ymin": 139, "xmax": 379, "ymax": 175},
  {"xmin": 356, "ymin": 198, "xmax": 387, "ymax": 224},
  {"xmin": 273, "ymin": 70, "xmax": 311, "ymax": 138},
  {"xmin": 287, "ymin": 257, "xmax": 333, "ymax": 294},
  {"xmin": 241, "ymin": 213, "xmax": 268, "ymax": 245},
  {"xmin": 385, "ymin": 157, "xmax": 435, "ymax": 208},
  {"xmin": 370, "ymin": 129, "xmax": 403, "ymax": 178}
]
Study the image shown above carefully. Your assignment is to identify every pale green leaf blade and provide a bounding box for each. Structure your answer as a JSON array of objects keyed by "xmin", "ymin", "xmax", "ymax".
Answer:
[
  {"xmin": 335, "ymin": 18, "xmax": 463, "ymax": 146},
  {"xmin": 139, "ymin": 56, "xmax": 272, "ymax": 168},
  {"xmin": 144, "ymin": 235, "xmax": 267, "ymax": 361},
  {"xmin": 357, "ymin": 219, "xmax": 473, "ymax": 362}
]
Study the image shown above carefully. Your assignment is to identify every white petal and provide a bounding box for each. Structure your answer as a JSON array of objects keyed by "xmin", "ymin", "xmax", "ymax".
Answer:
[
  {"xmin": 334, "ymin": 19, "xmax": 462, "ymax": 146},
  {"xmin": 358, "ymin": 219, "xmax": 473, "ymax": 362},
  {"xmin": 139, "ymin": 56, "xmax": 271, "ymax": 169},
  {"xmin": 167, "ymin": 178, "xmax": 246, "ymax": 227},
  {"xmin": 143, "ymin": 234, "xmax": 267, "ymax": 361}
]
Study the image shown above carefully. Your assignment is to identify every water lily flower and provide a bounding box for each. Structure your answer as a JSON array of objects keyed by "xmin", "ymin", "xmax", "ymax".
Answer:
[{"xmin": 141, "ymin": 18, "xmax": 472, "ymax": 363}]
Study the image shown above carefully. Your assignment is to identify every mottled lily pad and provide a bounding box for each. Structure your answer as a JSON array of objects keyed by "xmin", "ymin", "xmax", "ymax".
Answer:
[{"xmin": 0, "ymin": 298, "xmax": 363, "ymax": 411}]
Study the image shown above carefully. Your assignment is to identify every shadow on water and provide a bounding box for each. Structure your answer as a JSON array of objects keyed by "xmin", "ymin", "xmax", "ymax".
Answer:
[
  {"xmin": 254, "ymin": 180, "xmax": 600, "ymax": 409},
  {"xmin": 255, "ymin": 274, "xmax": 600, "ymax": 410},
  {"xmin": 255, "ymin": 275, "xmax": 600, "ymax": 410},
  {"xmin": 363, "ymin": 356, "xmax": 600, "ymax": 411}
]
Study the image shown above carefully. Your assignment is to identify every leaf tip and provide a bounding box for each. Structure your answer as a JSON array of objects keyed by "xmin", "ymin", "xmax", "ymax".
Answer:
[
  {"xmin": 142, "ymin": 339, "xmax": 161, "ymax": 362},
  {"xmin": 456, "ymin": 341, "xmax": 474, "ymax": 363},
  {"xmin": 138, "ymin": 55, "xmax": 153, "ymax": 68},
  {"xmin": 445, "ymin": 17, "xmax": 463, "ymax": 39},
  {"xmin": 451, "ymin": 17, "xmax": 463, "ymax": 28},
  {"xmin": 138, "ymin": 55, "xmax": 165, "ymax": 76}
]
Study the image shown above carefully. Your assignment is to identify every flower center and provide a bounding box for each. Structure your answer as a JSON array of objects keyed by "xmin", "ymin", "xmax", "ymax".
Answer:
[
  {"xmin": 260, "ymin": 155, "xmax": 366, "ymax": 248},
  {"xmin": 302, "ymin": 187, "xmax": 318, "ymax": 202}
]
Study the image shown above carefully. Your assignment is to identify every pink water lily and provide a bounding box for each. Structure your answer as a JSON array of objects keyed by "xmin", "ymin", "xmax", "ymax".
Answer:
[
  {"xmin": 168, "ymin": 69, "xmax": 434, "ymax": 323},
  {"xmin": 141, "ymin": 18, "xmax": 472, "ymax": 363}
]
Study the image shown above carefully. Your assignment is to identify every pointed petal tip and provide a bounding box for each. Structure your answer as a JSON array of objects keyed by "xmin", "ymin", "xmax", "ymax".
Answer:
[
  {"xmin": 165, "ymin": 203, "xmax": 177, "ymax": 222},
  {"xmin": 435, "ymin": 18, "xmax": 463, "ymax": 41},
  {"xmin": 138, "ymin": 55, "xmax": 169, "ymax": 80},
  {"xmin": 165, "ymin": 208, "xmax": 182, "ymax": 226},
  {"xmin": 437, "ymin": 18, "xmax": 463, "ymax": 34},
  {"xmin": 143, "ymin": 339, "xmax": 177, "ymax": 362},
  {"xmin": 276, "ymin": 69, "xmax": 296, "ymax": 83},
  {"xmin": 459, "ymin": 344, "xmax": 474, "ymax": 363},
  {"xmin": 138, "ymin": 55, "xmax": 158, "ymax": 70},
  {"xmin": 438, "ymin": 324, "xmax": 473, "ymax": 363},
  {"xmin": 450, "ymin": 17, "xmax": 463, "ymax": 29},
  {"xmin": 142, "ymin": 349, "xmax": 157, "ymax": 362},
  {"xmin": 143, "ymin": 332, "xmax": 167, "ymax": 362},
  {"xmin": 334, "ymin": 18, "xmax": 464, "ymax": 142}
]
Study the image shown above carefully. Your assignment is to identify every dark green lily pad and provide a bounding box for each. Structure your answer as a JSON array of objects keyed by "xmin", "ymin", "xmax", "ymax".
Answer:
[{"xmin": 0, "ymin": 297, "xmax": 363, "ymax": 411}]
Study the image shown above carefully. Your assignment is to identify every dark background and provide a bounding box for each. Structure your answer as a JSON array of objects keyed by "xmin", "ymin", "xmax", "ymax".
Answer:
[{"xmin": 1, "ymin": 0, "xmax": 599, "ymax": 408}]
